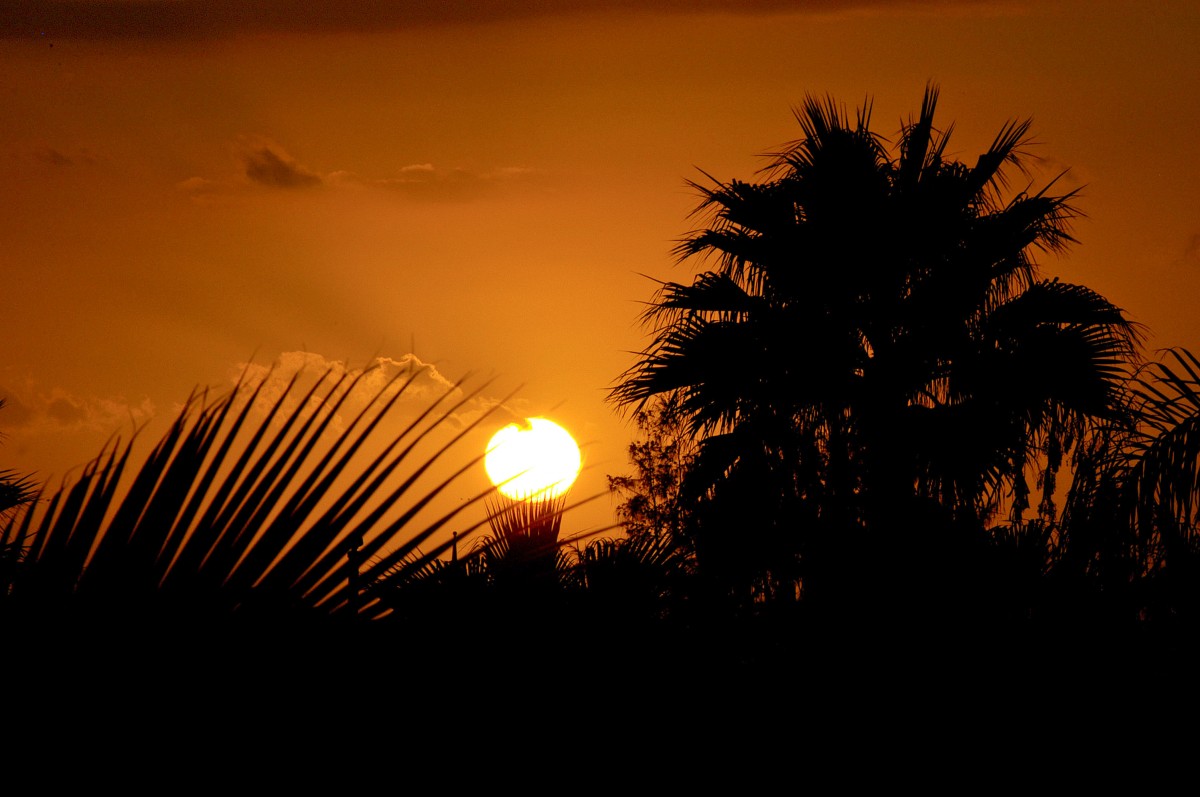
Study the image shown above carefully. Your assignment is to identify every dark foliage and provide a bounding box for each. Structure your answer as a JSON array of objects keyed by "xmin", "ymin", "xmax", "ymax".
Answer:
[
  {"xmin": 9, "ymin": 89, "xmax": 1200, "ymax": 711},
  {"xmin": 607, "ymin": 84, "xmax": 1187, "ymax": 643}
]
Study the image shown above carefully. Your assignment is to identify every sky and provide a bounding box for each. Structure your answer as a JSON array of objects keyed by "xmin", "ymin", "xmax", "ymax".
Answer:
[{"xmin": 2, "ymin": 0, "xmax": 1198, "ymax": 546}]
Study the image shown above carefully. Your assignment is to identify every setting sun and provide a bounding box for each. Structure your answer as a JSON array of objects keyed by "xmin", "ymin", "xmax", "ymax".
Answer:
[{"xmin": 484, "ymin": 417, "xmax": 581, "ymax": 501}]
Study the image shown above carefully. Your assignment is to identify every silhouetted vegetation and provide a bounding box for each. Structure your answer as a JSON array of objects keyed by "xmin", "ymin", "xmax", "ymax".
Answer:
[
  {"xmin": 0, "ymin": 361, "xmax": 516, "ymax": 675},
  {"xmin": 608, "ymin": 84, "xmax": 1200, "ymax": 661},
  {"xmin": 0, "ymin": 399, "xmax": 37, "ymax": 519},
  {"xmin": 5, "ymin": 85, "xmax": 1200, "ymax": 697}
]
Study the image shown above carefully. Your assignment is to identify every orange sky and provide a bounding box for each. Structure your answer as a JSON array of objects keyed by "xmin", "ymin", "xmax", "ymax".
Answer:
[{"xmin": 2, "ymin": 0, "xmax": 1198, "ymax": 541}]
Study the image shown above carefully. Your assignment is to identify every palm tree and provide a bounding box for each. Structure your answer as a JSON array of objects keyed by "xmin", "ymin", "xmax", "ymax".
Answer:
[
  {"xmin": 610, "ymin": 84, "xmax": 1141, "ymax": 618},
  {"xmin": 1052, "ymin": 347, "xmax": 1200, "ymax": 630}
]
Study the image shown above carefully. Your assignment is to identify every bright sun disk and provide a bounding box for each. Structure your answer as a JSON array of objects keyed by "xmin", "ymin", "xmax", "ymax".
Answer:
[{"xmin": 485, "ymin": 418, "xmax": 581, "ymax": 501}]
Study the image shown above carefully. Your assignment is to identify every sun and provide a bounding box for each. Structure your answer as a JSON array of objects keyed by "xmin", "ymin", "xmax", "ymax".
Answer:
[{"xmin": 484, "ymin": 417, "xmax": 582, "ymax": 501}]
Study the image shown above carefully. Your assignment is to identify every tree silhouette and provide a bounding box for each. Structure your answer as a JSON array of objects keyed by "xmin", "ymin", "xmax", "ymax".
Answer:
[
  {"xmin": 610, "ymin": 84, "xmax": 1141, "ymax": 622},
  {"xmin": 607, "ymin": 391, "xmax": 696, "ymax": 545}
]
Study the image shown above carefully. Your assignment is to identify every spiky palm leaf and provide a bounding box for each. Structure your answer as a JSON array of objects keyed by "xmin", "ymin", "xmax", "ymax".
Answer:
[{"xmin": 0, "ymin": 361, "xmax": 511, "ymax": 640}]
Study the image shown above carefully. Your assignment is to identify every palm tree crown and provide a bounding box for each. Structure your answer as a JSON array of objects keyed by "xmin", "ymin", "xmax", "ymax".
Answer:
[{"xmin": 611, "ymin": 85, "xmax": 1141, "ymax": 602}]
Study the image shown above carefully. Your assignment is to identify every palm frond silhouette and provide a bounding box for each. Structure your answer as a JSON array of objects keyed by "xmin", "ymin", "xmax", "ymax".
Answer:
[{"xmin": 0, "ymin": 359, "xmax": 511, "ymax": 642}]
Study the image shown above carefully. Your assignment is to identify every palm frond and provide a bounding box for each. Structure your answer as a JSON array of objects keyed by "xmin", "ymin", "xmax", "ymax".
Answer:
[
  {"xmin": 968, "ymin": 116, "xmax": 1035, "ymax": 205},
  {"xmin": 1125, "ymin": 348, "xmax": 1200, "ymax": 537},
  {"xmin": 0, "ymin": 364, "xmax": 513, "ymax": 634}
]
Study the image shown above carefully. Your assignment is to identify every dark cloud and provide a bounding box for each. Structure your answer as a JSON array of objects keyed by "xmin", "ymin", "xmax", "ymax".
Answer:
[
  {"xmin": 46, "ymin": 395, "xmax": 85, "ymax": 424},
  {"xmin": 0, "ymin": 391, "xmax": 34, "ymax": 428},
  {"xmin": 240, "ymin": 143, "xmax": 322, "ymax": 189},
  {"xmin": 32, "ymin": 144, "xmax": 72, "ymax": 166},
  {"xmin": 2, "ymin": 0, "xmax": 1002, "ymax": 40},
  {"xmin": 187, "ymin": 140, "xmax": 535, "ymax": 200},
  {"xmin": 0, "ymin": 384, "xmax": 155, "ymax": 434}
]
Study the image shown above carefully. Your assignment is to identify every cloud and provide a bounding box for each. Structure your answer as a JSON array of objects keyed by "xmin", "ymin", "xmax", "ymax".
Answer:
[
  {"xmin": 25, "ymin": 143, "xmax": 98, "ymax": 167},
  {"xmin": 32, "ymin": 144, "xmax": 72, "ymax": 166},
  {"xmin": 175, "ymin": 175, "xmax": 222, "ymax": 198},
  {"xmin": 0, "ymin": 382, "xmax": 159, "ymax": 482},
  {"xmin": 229, "ymin": 351, "xmax": 527, "ymax": 437},
  {"xmin": 2, "ymin": 1, "xmax": 1007, "ymax": 40},
  {"xmin": 342, "ymin": 162, "xmax": 543, "ymax": 201},
  {"xmin": 0, "ymin": 392, "xmax": 34, "ymax": 428},
  {"xmin": 183, "ymin": 136, "xmax": 538, "ymax": 201},
  {"xmin": 0, "ymin": 381, "xmax": 156, "ymax": 437},
  {"xmin": 237, "ymin": 138, "xmax": 322, "ymax": 189}
]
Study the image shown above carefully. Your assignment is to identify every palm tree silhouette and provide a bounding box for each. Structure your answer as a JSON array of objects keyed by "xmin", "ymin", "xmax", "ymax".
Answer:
[
  {"xmin": 1051, "ymin": 347, "xmax": 1200, "ymax": 629},
  {"xmin": 610, "ymin": 84, "xmax": 1141, "ymax": 618}
]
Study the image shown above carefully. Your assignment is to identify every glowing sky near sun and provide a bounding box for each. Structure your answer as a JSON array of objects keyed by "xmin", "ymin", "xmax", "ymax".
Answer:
[{"xmin": 0, "ymin": 0, "xmax": 1197, "ymax": 537}]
